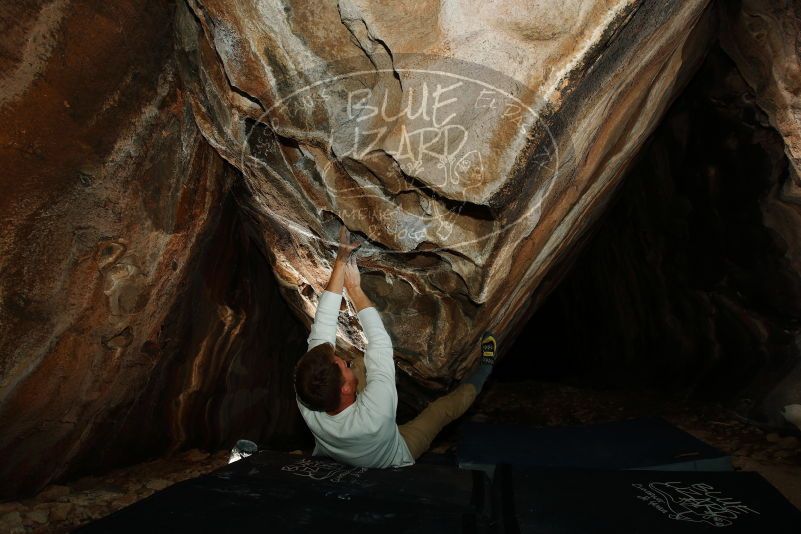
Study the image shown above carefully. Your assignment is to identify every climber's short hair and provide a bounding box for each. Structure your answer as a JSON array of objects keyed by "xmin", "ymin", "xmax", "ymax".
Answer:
[{"xmin": 294, "ymin": 343, "xmax": 342, "ymax": 412}]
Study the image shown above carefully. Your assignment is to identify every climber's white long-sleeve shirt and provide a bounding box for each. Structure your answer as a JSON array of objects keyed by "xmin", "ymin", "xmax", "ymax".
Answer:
[{"xmin": 296, "ymin": 290, "xmax": 414, "ymax": 468}]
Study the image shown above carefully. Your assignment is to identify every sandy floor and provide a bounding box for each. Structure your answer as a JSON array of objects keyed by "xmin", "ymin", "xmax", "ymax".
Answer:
[{"xmin": 1, "ymin": 380, "xmax": 799, "ymax": 532}]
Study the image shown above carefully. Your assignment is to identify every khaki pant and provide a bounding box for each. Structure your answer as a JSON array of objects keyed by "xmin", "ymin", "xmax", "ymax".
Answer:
[
  {"xmin": 398, "ymin": 383, "xmax": 478, "ymax": 459},
  {"xmin": 350, "ymin": 355, "xmax": 479, "ymax": 460}
]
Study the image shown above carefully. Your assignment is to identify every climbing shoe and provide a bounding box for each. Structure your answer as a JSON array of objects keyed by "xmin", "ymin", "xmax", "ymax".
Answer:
[{"xmin": 480, "ymin": 332, "xmax": 497, "ymax": 366}]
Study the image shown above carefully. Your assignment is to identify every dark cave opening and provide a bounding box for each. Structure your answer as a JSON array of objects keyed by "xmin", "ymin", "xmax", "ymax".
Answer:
[{"xmin": 493, "ymin": 44, "xmax": 801, "ymax": 424}]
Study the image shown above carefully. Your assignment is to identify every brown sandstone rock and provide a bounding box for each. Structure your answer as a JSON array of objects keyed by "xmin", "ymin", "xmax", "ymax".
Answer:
[
  {"xmin": 145, "ymin": 479, "xmax": 172, "ymax": 491},
  {"xmin": 2, "ymin": 0, "xmax": 801, "ymax": 506},
  {"xmin": 0, "ymin": 0, "xmax": 233, "ymax": 498},
  {"xmin": 720, "ymin": 0, "xmax": 801, "ymax": 419},
  {"xmin": 26, "ymin": 508, "xmax": 48, "ymax": 524},
  {"xmin": 110, "ymin": 494, "xmax": 139, "ymax": 509},
  {"xmin": 721, "ymin": 0, "xmax": 801, "ymax": 206},
  {"xmin": 36, "ymin": 485, "xmax": 70, "ymax": 501},
  {"xmin": 0, "ymin": 511, "xmax": 24, "ymax": 533},
  {"xmin": 181, "ymin": 449, "xmax": 210, "ymax": 462},
  {"xmin": 175, "ymin": 0, "xmax": 717, "ymax": 386},
  {"xmin": 49, "ymin": 502, "xmax": 73, "ymax": 522}
]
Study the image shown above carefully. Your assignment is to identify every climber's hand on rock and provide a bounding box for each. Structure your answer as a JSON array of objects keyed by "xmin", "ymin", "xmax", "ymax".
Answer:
[
  {"xmin": 344, "ymin": 257, "xmax": 373, "ymax": 311},
  {"xmin": 344, "ymin": 257, "xmax": 361, "ymax": 290},
  {"xmin": 336, "ymin": 225, "xmax": 361, "ymax": 262}
]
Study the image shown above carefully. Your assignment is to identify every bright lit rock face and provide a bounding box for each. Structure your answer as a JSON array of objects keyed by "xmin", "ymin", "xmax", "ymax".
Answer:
[{"xmin": 175, "ymin": 0, "xmax": 717, "ymax": 386}]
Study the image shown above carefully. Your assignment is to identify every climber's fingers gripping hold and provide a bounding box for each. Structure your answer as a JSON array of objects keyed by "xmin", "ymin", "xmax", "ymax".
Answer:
[{"xmin": 336, "ymin": 224, "xmax": 363, "ymax": 261}]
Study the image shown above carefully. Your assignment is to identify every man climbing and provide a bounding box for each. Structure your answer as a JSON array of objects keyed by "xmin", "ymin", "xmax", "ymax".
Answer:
[{"xmin": 293, "ymin": 226, "xmax": 497, "ymax": 467}]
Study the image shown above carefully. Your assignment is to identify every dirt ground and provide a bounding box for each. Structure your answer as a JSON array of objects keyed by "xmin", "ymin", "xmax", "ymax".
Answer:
[{"xmin": 1, "ymin": 380, "xmax": 799, "ymax": 532}]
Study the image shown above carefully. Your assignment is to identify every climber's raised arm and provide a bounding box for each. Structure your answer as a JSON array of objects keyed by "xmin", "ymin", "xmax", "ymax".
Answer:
[
  {"xmin": 344, "ymin": 256, "xmax": 396, "ymax": 417},
  {"xmin": 344, "ymin": 258, "xmax": 373, "ymax": 312},
  {"xmin": 307, "ymin": 226, "xmax": 360, "ymax": 350},
  {"xmin": 324, "ymin": 226, "xmax": 359, "ymax": 295}
]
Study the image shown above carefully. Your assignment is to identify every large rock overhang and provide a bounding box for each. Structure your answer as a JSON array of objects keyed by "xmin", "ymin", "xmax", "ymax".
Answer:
[{"xmin": 176, "ymin": 0, "xmax": 717, "ymax": 387}]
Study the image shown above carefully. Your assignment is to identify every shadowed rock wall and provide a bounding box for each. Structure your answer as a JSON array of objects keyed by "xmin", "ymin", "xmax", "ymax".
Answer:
[
  {"xmin": 497, "ymin": 47, "xmax": 801, "ymax": 426},
  {"xmin": 719, "ymin": 0, "xmax": 801, "ymax": 419},
  {"xmin": 56, "ymin": 185, "xmax": 313, "ymax": 488}
]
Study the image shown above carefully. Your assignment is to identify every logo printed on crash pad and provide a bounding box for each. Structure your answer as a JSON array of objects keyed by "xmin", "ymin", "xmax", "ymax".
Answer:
[
  {"xmin": 633, "ymin": 481, "xmax": 759, "ymax": 527},
  {"xmin": 282, "ymin": 458, "xmax": 367, "ymax": 483}
]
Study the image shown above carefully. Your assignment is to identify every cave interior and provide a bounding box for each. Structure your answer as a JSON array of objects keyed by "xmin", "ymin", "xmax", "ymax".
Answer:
[{"xmin": 1, "ymin": 0, "xmax": 801, "ymax": 530}]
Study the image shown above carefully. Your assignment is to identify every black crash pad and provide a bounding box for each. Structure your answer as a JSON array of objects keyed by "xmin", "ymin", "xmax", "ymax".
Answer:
[
  {"xmin": 458, "ymin": 418, "xmax": 731, "ymax": 471},
  {"xmin": 499, "ymin": 467, "xmax": 801, "ymax": 533},
  {"xmin": 76, "ymin": 451, "xmax": 489, "ymax": 533}
]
